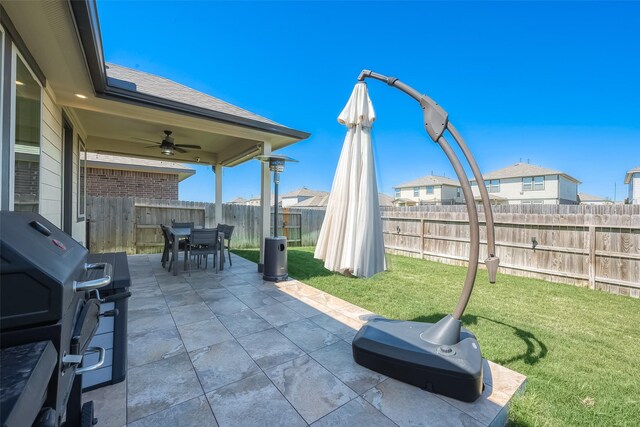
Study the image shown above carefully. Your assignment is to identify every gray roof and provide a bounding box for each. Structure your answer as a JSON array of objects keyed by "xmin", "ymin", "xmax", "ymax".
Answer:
[
  {"xmin": 86, "ymin": 153, "xmax": 195, "ymax": 181},
  {"xmin": 578, "ymin": 192, "xmax": 608, "ymax": 202},
  {"xmin": 105, "ymin": 63, "xmax": 282, "ymax": 127},
  {"xmin": 228, "ymin": 197, "xmax": 248, "ymax": 204},
  {"xmin": 625, "ymin": 166, "xmax": 640, "ymax": 184},
  {"xmin": 477, "ymin": 163, "xmax": 581, "ymax": 183},
  {"xmin": 290, "ymin": 192, "xmax": 393, "ymax": 208},
  {"xmin": 395, "ymin": 175, "xmax": 460, "ymax": 189},
  {"xmin": 281, "ymin": 188, "xmax": 329, "ymax": 198}
]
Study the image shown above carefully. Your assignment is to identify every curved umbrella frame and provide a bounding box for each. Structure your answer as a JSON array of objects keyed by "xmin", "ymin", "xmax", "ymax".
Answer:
[{"xmin": 358, "ymin": 70, "xmax": 500, "ymax": 342}]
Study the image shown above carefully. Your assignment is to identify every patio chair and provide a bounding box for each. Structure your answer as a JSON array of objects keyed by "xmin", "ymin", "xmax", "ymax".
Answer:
[
  {"xmin": 171, "ymin": 220, "xmax": 194, "ymax": 230},
  {"xmin": 189, "ymin": 228, "xmax": 219, "ymax": 273},
  {"xmin": 161, "ymin": 224, "xmax": 188, "ymax": 272},
  {"xmin": 220, "ymin": 224, "xmax": 235, "ymax": 266}
]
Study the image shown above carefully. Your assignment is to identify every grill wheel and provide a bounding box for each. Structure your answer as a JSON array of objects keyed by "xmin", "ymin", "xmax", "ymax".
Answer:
[{"xmin": 81, "ymin": 402, "xmax": 97, "ymax": 427}]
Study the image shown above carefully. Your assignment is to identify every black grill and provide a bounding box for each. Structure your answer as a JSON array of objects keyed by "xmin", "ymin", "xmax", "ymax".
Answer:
[{"xmin": 1, "ymin": 211, "xmax": 112, "ymax": 427}]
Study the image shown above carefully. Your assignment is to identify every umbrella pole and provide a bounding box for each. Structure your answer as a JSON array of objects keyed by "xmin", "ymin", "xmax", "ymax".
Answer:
[{"xmin": 357, "ymin": 70, "xmax": 500, "ymax": 330}]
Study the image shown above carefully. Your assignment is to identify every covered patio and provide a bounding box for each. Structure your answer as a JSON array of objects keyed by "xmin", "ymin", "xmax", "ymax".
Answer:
[{"xmin": 83, "ymin": 254, "xmax": 526, "ymax": 427}]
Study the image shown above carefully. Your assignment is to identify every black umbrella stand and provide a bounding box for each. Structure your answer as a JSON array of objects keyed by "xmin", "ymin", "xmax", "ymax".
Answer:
[{"xmin": 351, "ymin": 70, "xmax": 500, "ymax": 402}]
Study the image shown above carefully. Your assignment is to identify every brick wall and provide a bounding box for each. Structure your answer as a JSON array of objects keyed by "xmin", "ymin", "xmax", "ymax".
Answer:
[{"xmin": 87, "ymin": 168, "xmax": 179, "ymax": 199}]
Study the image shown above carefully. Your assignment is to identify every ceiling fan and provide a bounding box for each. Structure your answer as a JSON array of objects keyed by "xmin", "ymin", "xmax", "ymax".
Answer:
[{"xmin": 133, "ymin": 130, "xmax": 201, "ymax": 156}]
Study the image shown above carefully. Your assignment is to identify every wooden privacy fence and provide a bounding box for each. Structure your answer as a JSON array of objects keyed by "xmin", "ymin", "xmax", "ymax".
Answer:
[
  {"xmin": 87, "ymin": 197, "xmax": 639, "ymax": 297},
  {"xmin": 86, "ymin": 196, "xmax": 326, "ymax": 254},
  {"xmin": 380, "ymin": 204, "xmax": 640, "ymax": 298}
]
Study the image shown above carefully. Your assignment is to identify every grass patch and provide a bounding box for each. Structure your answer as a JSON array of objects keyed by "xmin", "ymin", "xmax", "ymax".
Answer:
[{"xmin": 234, "ymin": 247, "xmax": 639, "ymax": 427}]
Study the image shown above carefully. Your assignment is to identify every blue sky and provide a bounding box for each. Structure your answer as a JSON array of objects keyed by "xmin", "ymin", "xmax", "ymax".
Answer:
[{"xmin": 97, "ymin": 1, "xmax": 639, "ymax": 202}]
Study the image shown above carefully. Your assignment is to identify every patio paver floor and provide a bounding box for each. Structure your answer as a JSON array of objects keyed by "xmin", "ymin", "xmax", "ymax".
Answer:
[{"xmin": 83, "ymin": 253, "xmax": 526, "ymax": 427}]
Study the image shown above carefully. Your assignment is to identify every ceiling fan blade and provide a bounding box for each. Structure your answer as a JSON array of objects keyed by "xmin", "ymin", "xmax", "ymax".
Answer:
[
  {"xmin": 175, "ymin": 144, "xmax": 201, "ymax": 149},
  {"xmin": 174, "ymin": 147, "xmax": 188, "ymax": 153},
  {"xmin": 131, "ymin": 137, "xmax": 159, "ymax": 144},
  {"xmin": 144, "ymin": 145, "xmax": 160, "ymax": 149}
]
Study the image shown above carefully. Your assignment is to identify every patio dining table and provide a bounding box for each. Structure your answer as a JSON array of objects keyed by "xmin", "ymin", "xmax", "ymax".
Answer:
[{"xmin": 168, "ymin": 227, "xmax": 224, "ymax": 276}]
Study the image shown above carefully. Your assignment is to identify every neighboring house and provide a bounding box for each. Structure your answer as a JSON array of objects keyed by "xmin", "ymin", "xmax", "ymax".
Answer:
[
  {"xmin": 393, "ymin": 175, "xmax": 463, "ymax": 206},
  {"xmin": 470, "ymin": 163, "xmax": 580, "ymax": 205},
  {"xmin": 578, "ymin": 192, "xmax": 611, "ymax": 205},
  {"xmin": 86, "ymin": 153, "xmax": 194, "ymax": 199},
  {"xmin": 290, "ymin": 192, "xmax": 394, "ymax": 208},
  {"xmin": 228, "ymin": 197, "xmax": 249, "ymax": 205},
  {"xmin": 0, "ymin": 1, "xmax": 308, "ymax": 253},
  {"xmin": 280, "ymin": 188, "xmax": 328, "ymax": 208},
  {"xmin": 625, "ymin": 166, "xmax": 640, "ymax": 204}
]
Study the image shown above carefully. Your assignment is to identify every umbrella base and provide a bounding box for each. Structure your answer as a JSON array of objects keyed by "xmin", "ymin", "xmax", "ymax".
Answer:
[{"xmin": 352, "ymin": 317, "xmax": 483, "ymax": 402}]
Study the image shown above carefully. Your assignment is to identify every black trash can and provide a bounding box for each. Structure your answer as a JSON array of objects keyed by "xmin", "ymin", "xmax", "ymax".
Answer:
[
  {"xmin": 263, "ymin": 236, "xmax": 288, "ymax": 281},
  {"xmin": 82, "ymin": 252, "xmax": 131, "ymax": 391}
]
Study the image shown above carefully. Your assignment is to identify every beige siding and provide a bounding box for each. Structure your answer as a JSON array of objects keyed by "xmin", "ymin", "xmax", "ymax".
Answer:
[
  {"xmin": 40, "ymin": 90, "xmax": 62, "ymax": 227},
  {"xmin": 38, "ymin": 90, "xmax": 86, "ymax": 245}
]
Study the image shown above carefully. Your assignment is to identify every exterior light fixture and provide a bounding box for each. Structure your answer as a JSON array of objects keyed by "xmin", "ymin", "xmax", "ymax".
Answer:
[
  {"xmin": 75, "ymin": 94, "xmax": 88, "ymax": 99},
  {"xmin": 15, "ymin": 80, "xmax": 25, "ymax": 86}
]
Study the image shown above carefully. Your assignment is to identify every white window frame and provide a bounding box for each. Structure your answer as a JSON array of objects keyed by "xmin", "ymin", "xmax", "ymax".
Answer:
[
  {"xmin": 77, "ymin": 137, "xmax": 86, "ymax": 221},
  {"xmin": 485, "ymin": 179, "xmax": 500, "ymax": 193},
  {"xmin": 413, "ymin": 187, "xmax": 420, "ymax": 197},
  {"xmin": 11, "ymin": 48, "xmax": 43, "ymax": 213},
  {"xmin": 523, "ymin": 176, "xmax": 545, "ymax": 191},
  {"xmin": 394, "ymin": 188, "xmax": 400, "ymax": 198},
  {"xmin": 426, "ymin": 186, "xmax": 434, "ymax": 195}
]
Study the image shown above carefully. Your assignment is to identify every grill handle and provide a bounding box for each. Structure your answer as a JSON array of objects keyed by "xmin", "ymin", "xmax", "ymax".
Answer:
[
  {"xmin": 76, "ymin": 347, "xmax": 106, "ymax": 374},
  {"xmin": 74, "ymin": 262, "xmax": 113, "ymax": 292}
]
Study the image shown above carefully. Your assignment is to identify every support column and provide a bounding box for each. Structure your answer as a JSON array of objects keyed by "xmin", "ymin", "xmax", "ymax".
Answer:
[
  {"xmin": 214, "ymin": 163, "xmax": 223, "ymax": 225},
  {"xmin": 258, "ymin": 142, "xmax": 271, "ymax": 272}
]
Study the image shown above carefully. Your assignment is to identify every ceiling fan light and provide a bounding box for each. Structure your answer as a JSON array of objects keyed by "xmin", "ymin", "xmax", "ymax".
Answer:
[{"xmin": 161, "ymin": 147, "xmax": 174, "ymax": 155}]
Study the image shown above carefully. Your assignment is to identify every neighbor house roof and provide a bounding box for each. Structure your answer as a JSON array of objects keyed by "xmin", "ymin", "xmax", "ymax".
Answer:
[
  {"xmin": 86, "ymin": 153, "xmax": 195, "ymax": 181},
  {"xmin": 281, "ymin": 188, "xmax": 329, "ymax": 198},
  {"xmin": 106, "ymin": 64, "xmax": 282, "ymax": 128},
  {"xmin": 624, "ymin": 166, "xmax": 640, "ymax": 184},
  {"xmin": 395, "ymin": 175, "xmax": 459, "ymax": 189},
  {"xmin": 476, "ymin": 163, "xmax": 581, "ymax": 183},
  {"xmin": 290, "ymin": 193, "xmax": 394, "ymax": 208},
  {"xmin": 578, "ymin": 193, "xmax": 609, "ymax": 203},
  {"xmin": 228, "ymin": 197, "xmax": 248, "ymax": 204}
]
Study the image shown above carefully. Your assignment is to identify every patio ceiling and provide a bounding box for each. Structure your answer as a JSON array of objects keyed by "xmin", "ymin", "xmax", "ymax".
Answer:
[{"xmin": 3, "ymin": 0, "xmax": 309, "ymax": 166}]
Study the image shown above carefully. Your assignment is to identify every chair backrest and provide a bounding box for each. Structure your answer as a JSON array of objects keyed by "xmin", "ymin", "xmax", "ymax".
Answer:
[
  {"xmin": 172, "ymin": 221, "xmax": 194, "ymax": 230},
  {"xmin": 223, "ymin": 225, "xmax": 235, "ymax": 240},
  {"xmin": 160, "ymin": 224, "xmax": 172, "ymax": 243},
  {"xmin": 190, "ymin": 229, "xmax": 219, "ymax": 247},
  {"xmin": 216, "ymin": 223, "xmax": 225, "ymax": 232}
]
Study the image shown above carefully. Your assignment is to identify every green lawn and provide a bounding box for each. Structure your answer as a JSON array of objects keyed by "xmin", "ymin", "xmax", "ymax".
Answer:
[{"xmin": 233, "ymin": 247, "xmax": 639, "ymax": 427}]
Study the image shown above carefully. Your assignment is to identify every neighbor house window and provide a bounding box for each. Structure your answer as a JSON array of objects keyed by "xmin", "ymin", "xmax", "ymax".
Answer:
[
  {"xmin": 77, "ymin": 138, "xmax": 86, "ymax": 220},
  {"xmin": 523, "ymin": 176, "xmax": 545, "ymax": 191},
  {"xmin": 395, "ymin": 189, "xmax": 400, "ymax": 198},
  {"xmin": 485, "ymin": 179, "xmax": 500, "ymax": 193},
  {"xmin": 456, "ymin": 187, "xmax": 461, "ymax": 198},
  {"xmin": 413, "ymin": 187, "xmax": 420, "ymax": 197},
  {"xmin": 426, "ymin": 186, "xmax": 434, "ymax": 195},
  {"xmin": 14, "ymin": 55, "xmax": 41, "ymax": 212}
]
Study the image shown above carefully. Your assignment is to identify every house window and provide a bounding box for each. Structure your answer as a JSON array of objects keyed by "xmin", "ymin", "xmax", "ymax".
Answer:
[
  {"xmin": 14, "ymin": 55, "xmax": 41, "ymax": 212},
  {"xmin": 77, "ymin": 138, "xmax": 86, "ymax": 220},
  {"xmin": 523, "ymin": 176, "xmax": 545, "ymax": 191},
  {"xmin": 395, "ymin": 189, "xmax": 400, "ymax": 198},
  {"xmin": 456, "ymin": 187, "xmax": 461, "ymax": 198},
  {"xmin": 413, "ymin": 187, "xmax": 420, "ymax": 197},
  {"xmin": 426, "ymin": 186, "xmax": 434, "ymax": 195},
  {"xmin": 485, "ymin": 179, "xmax": 500, "ymax": 193}
]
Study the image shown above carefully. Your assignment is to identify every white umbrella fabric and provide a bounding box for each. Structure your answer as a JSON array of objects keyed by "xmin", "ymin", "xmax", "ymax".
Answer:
[{"xmin": 314, "ymin": 82, "xmax": 386, "ymax": 278}]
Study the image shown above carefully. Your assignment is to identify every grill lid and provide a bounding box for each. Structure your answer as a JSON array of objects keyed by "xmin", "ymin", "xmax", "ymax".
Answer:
[{"xmin": 1, "ymin": 211, "xmax": 88, "ymax": 330}]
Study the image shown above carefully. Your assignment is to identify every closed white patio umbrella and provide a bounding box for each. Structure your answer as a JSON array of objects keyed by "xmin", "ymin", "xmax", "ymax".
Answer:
[{"xmin": 314, "ymin": 82, "xmax": 386, "ymax": 278}]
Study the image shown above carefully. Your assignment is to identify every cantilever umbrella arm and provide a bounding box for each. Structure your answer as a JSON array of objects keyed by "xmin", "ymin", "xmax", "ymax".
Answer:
[{"xmin": 358, "ymin": 70, "xmax": 500, "ymax": 321}]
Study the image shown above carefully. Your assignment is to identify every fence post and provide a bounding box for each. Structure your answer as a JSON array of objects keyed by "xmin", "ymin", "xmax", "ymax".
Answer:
[
  {"xmin": 420, "ymin": 218, "xmax": 425, "ymax": 259},
  {"xmin": 588, "ymin": 225, "xmax": 596, "ymax": 289}
]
